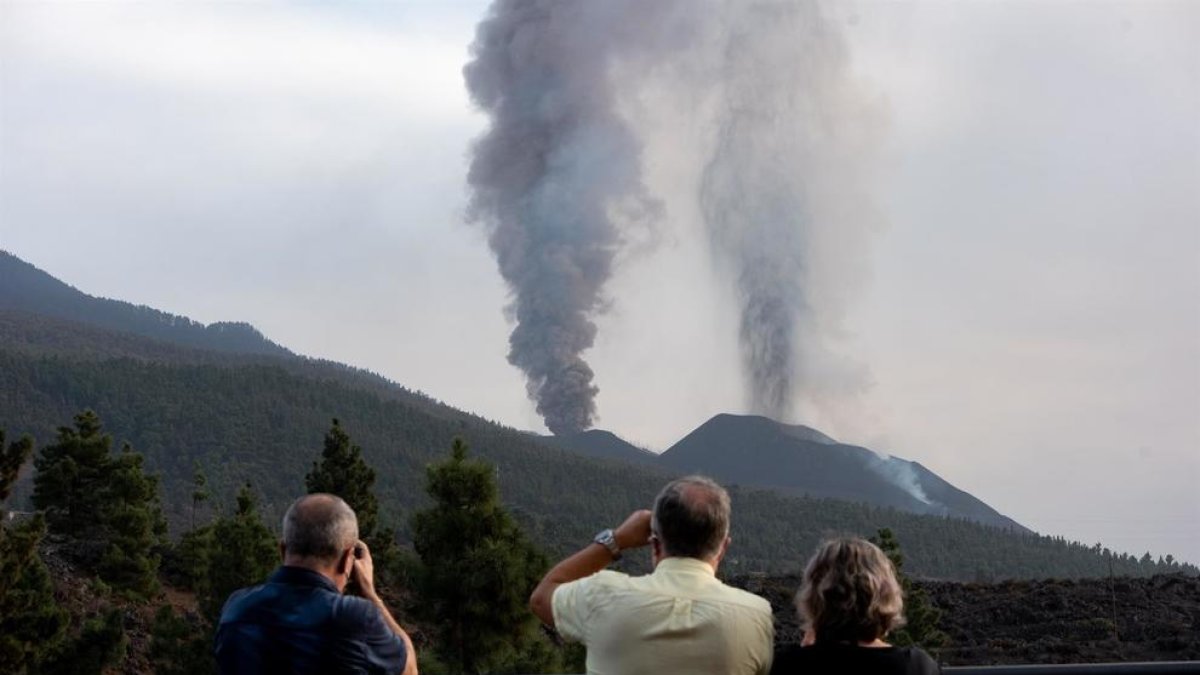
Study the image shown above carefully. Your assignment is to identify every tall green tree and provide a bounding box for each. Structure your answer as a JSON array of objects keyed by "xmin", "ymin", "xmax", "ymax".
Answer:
[
  {"xmin": 32, "ymin": 410, "xmax": 111, "ymax": 540},
  {"xmin": 190, "ymin": 464, "xmax": 210, "ymax": 531},
  {"xmin": 148, "ymin": 606, "xmax": 214, "ymax": 675},
  {"xmin": 201, "ymin": 483, "xmax": 278, "ymax": 623},
  {"xmin": 305, "ymin": 418, "xmax": 378, "ymax": 538},
  {"xmin": 32, "ymin": 411, "xmax": 165, "ymax": 598},
  {"xmin": 1, "ymin": 429, "xmax": 32, "ymax": 502},
  {"xmin": 304, "ymin": 419, "xmax": 405, "ymax": 596},
  {"xmin": 162, "ymin": 465, "xmax": 213, "ymax": 592},
  {"xmin": 411, "ymin": 438, "xmax": 560, "ymax": 675},
  {"xmin": 0, "ymin": 430, "xmax": 68, "ymax": 673},
  {"xmin": 37, "ymin": 608, "xmax": 128, "ymax": 675},
  {"xmin": 872, "ymin": 528, "xmax": 948, "ymax": 653},
  {"xmin": 96, "ymin": 443, "xmax": 166, "ymax": 599}
]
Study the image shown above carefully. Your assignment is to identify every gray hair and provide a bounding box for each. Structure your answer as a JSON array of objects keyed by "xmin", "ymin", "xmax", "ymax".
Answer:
[
  {"xmin": 796, "ymin": 537, "xmax": 906, "ymax": 643},
  {"xmin": 282, "ymin": 494, "xmax": 359, "ymax": 563},
  {"xmin": 652, "ymin": 475, "xmax": 731, "ymax": 560}
]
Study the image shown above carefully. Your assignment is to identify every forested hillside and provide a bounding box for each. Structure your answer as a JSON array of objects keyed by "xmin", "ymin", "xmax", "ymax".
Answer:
[
  {"xmin": 0, "ymin": 309, "xmax": 475, "ymax": 425},
  {"xmin": 2, "ymin": 252, "xmax": 1194, "ymax": 580},
  {"xmin": 1, "ymin": 332, "xmax": 1191, "ymax": 580}
]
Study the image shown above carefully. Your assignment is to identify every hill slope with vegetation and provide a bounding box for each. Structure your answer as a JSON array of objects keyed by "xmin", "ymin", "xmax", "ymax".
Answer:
[
  {"xmin": 2, "ymin": 340, "xmax": 1192, "ymax": 581},
  {"xmin": 1, "ymin": 251, "xmax": 1194, "ymax": 581}
]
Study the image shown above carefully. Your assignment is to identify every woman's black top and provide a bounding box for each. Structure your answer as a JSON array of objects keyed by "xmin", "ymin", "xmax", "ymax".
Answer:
[{"xmin": 770, "ymin": 643, "xmax": 941, "ymax": 675}]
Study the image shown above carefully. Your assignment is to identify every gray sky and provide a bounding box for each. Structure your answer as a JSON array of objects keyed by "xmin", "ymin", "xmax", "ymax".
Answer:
[{"xmin": 2, "ymin": 0, "xmax": 1197, "ymax": 565}]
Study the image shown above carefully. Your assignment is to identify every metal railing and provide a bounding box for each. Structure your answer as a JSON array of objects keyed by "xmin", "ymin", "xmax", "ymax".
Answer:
[
  {"xmin": 540, "ymin": 664, "xmax": 1200, "ymax": 675},
  {"xmin": 944, "ymin": 665, "xmax": 1200, "ymax": 674}
]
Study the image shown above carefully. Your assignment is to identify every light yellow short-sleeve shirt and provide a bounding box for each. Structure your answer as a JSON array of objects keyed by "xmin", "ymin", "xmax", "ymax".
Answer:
[{"xmin": 552, "ymin": 557, "xmax": 775, "ymax": 675}]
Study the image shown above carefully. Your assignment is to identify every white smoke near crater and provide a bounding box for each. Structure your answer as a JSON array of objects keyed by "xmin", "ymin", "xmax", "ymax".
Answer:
[
  {"xmin": 464, "ymin": 0, "xmax": 883, "ymax": 434},
  {"xmin": 868, "ymin": 453, "xmax": 934, "ymax": 507}
]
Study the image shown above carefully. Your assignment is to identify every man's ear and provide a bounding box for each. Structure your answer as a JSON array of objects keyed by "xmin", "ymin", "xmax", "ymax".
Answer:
[
  {"xmin": 714, "ymin": 535, "xmax": 731, "ymax": 564},
  {"xmin": 339, "ymin": 547, "xmax": 355, "ymax": 577},
  {"xmin": 279, "ymin": 541, "xmax": 287, "ymax": 563}
]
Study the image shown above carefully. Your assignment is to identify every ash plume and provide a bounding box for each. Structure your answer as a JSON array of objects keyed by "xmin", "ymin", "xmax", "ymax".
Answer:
[
  {"xmin": 463, "ymin": 0, "xmax": 661, "ymax": 435},
  {"xmin": 699, "ymin": 1, "xmax": 878, "ymax": 422},
  {"xmin": 465, "ymin": 0, "xmax": 878, "ymax": 432}
]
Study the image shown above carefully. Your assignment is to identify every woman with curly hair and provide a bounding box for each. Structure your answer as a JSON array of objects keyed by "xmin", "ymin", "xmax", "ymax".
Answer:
[{"xmin": 770, "ymin": 537, "xmax": 940, "ymax": 674}]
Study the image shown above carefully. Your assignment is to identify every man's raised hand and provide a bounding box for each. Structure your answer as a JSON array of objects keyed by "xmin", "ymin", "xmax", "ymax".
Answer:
[
  {"xmin": 614, "ymin": 509, "xmax": 653, "ymax": 551},
  {"xmin": 351, "ymin": 540, "xmax": 377, "ymax": 599}
]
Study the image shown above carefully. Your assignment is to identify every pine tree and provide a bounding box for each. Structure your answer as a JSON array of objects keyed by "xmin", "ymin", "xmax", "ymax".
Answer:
[
  {"xmin": 164, "ymin": 525, "xmax": 215, "ymax": 592},
  {"xmin": 148, "ymin": 606, "xmax": 214, "ymax": 675},
  {"xmin": 411, "ymin": 438, "xmax": 560, "ymax": 675},
  {"xmin": 0, "ymin": 429, "xmax": 32, "ymax": 502},
  {"xmin": 96, "ymin": 443, "xmax": 165, "ymax": 599},
  {"xmin": 202, "ymin": 483, "xmax": 278, "ymax": 623},
  {"xmin": 162, "ymin": 465, "xmax": 213, "ymax": 592},
  {"xmin": 32, "ymin": 411, "xmax": 166, "ymax": 598},
  {"xmin": 32, "ymin": 410, "xmax": 112, "ymax": 542},
  {"xmin": 871, "ymin": 528, "xmax": 948, "ymax": 653},
  {"xmin": 304, "ymin": 419, "xmax": 404, "ymax": 595},
  {"xmin": 0, "ymin": 429, "xmax": 68, "ymax": 673},
  {"xmin": 37, "ymin": 608, "xmax": 128, "ymax": 675},
  {"xmin": 190, "ymin": 464, "xmax": 210, "ymax": 531},
  {"xmin": 305, "ymin": 419, "xmax": 379, "ymax": 538}
]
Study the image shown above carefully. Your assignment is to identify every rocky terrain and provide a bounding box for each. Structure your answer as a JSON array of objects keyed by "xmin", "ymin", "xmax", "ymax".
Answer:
[
  {"xmin": 36, "ymin": 533, "xmax": 1200, "ymax": 673},
  {"xmin": 735, "ymin": 573, "xmax": 1200, "ymax": 665}
]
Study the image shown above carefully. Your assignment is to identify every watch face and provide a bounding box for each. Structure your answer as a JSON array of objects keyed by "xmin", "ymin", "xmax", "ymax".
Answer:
[{"xmin": 595, "ymin": 529, "xmax": 620, "ymax": 557}]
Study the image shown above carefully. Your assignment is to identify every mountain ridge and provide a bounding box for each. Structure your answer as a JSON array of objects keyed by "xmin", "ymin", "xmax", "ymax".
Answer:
[
  {"xmin": 0, "ymin": 250, "xmax": 291, "ymax": 357},
  {"xmin": 544, "ymin": 429, "xmax": 660, "ymax": 466},
  {"xmin": 0, "ymin": 250, "xmax": 1022, "ymax": 530},
  {"xmin": 4, "ymin": 250, "xmax": 1187, "ymax": 578},
  {"xmin": 656, "ymin": 413, "xmax": 1027, "ymax": 532}
]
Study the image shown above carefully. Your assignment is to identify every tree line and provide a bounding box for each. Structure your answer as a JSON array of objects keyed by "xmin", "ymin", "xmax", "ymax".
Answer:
[
  {"xmin": 2, "ymin": 351, "xmax": 1193, "ymax": 582},
  {"xmin": 4, "ymin": 409, "xmax": 1196, "ymax": 674},
  {"xmin": 1, "ymin": 413, "xmax": 578, "ymax": 674}
]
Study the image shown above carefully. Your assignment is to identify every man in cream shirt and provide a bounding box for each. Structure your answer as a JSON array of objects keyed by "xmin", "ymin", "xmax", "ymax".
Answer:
[{"xmin": 530, "ymin": 476, "xmax": 774, "ymax": 675}]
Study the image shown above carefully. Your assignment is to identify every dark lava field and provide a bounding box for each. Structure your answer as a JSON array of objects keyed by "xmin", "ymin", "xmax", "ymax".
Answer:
[{"xmin": 733, "ymin": 573, "xmax": 1200, "ymax": 665}]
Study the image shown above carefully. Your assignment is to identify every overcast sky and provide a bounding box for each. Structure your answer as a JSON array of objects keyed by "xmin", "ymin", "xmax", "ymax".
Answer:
[{"xmin": 2, "ymin": 0, "xmax": 1197, "ymax": 566}]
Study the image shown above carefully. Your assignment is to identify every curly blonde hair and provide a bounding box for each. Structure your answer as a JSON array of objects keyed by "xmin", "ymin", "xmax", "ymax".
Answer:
[{"xmin": 796, "ymin": 537, "xmax": 906, "ymax": 644}]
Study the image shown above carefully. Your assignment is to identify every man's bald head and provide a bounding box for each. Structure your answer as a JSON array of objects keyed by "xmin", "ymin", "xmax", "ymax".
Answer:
[
  {"xmin": 282, "ymin": 494, "xmax": 359, "ymax": 564},
  {"xmin": 652, "ymin": 476, "xmax": 731, "ymax": 560}
]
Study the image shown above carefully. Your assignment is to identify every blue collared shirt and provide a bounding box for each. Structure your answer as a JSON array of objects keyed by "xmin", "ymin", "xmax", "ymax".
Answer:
[{"xmin": 215, "ymin": 566, "xmax": 407, "ymax": 675}]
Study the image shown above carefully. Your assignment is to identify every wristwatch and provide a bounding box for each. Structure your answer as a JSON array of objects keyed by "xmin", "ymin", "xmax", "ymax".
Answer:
[{"xmin": 593, "ymin": 528, "xmax": 622, "ymax": 560}]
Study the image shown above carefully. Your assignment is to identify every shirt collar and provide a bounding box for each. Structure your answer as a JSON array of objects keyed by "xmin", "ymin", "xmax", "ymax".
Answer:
[
  {"xmin": 269, "ymin": 565, "xmax": 340, "ymax": 593},
  {"xmin": 654, "ymin": 556, "xmax": 717, "ymax": 577}
]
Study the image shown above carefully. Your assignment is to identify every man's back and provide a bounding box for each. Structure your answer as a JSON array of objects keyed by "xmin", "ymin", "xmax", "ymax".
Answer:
[
  {"xmin": 552, "ymin": 557, "xmax": 774, "ymax": 675},
  {"xmin": 215, "ymin": 566, "xmax": 406, "ymax": 675}
]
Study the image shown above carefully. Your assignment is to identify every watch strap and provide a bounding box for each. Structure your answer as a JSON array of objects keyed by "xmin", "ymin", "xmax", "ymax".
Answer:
[{"xmin": 593, "ymin": 528, "xmax": 622, "ymax": 560}]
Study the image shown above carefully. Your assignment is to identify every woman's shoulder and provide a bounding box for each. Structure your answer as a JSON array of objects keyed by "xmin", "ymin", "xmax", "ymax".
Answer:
[
  {"xmin": 769, "ymin": 643, "xmax": 807, "ymax": 673},
  {"xmin": 898, "ymin": 645, "xmax": 941, "ymax": 674},
  {"xmin": 769, "ymin": 644, "xmax": 940, "ymax": 675}
]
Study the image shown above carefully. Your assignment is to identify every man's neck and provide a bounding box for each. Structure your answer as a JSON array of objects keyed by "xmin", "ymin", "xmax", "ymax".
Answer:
[
  {"xmin": 655, "ymin": 554, "xmax": 721, "ymax": 573},
  {"xmin": 283, "ymin": 558, "xmax": 345, "ymax": 591}
]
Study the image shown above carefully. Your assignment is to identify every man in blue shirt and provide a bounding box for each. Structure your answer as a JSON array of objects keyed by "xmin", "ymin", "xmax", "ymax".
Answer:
[{"xmin": 215, "ymin": 493, "xmax": 418, "ymax": 674}]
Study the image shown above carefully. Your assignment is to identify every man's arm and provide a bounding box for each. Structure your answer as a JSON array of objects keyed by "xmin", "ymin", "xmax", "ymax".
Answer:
[
  {"xmin": 529, "ymin": 509, "xmax": 652, "ymax": 629},
  {"xmin": 353, "ymin": 542, "xmax": 418, "ymax": 675},
  {"xmin": 362, "ymin": 588, "xmax": 417, "ymax": 675}
]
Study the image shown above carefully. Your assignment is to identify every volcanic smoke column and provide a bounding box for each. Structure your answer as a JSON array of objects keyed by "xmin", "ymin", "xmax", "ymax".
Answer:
[
  {"xmin": 463, "ymin": 1, "xmax": 659, "ymax": 435},
  {"xmin": 464, "ymin": 0, "xmax": 877, "ymax": 431},
  {"xmin": 700, "ymin": 1, "xmax": 871, "ymax": 421}
]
